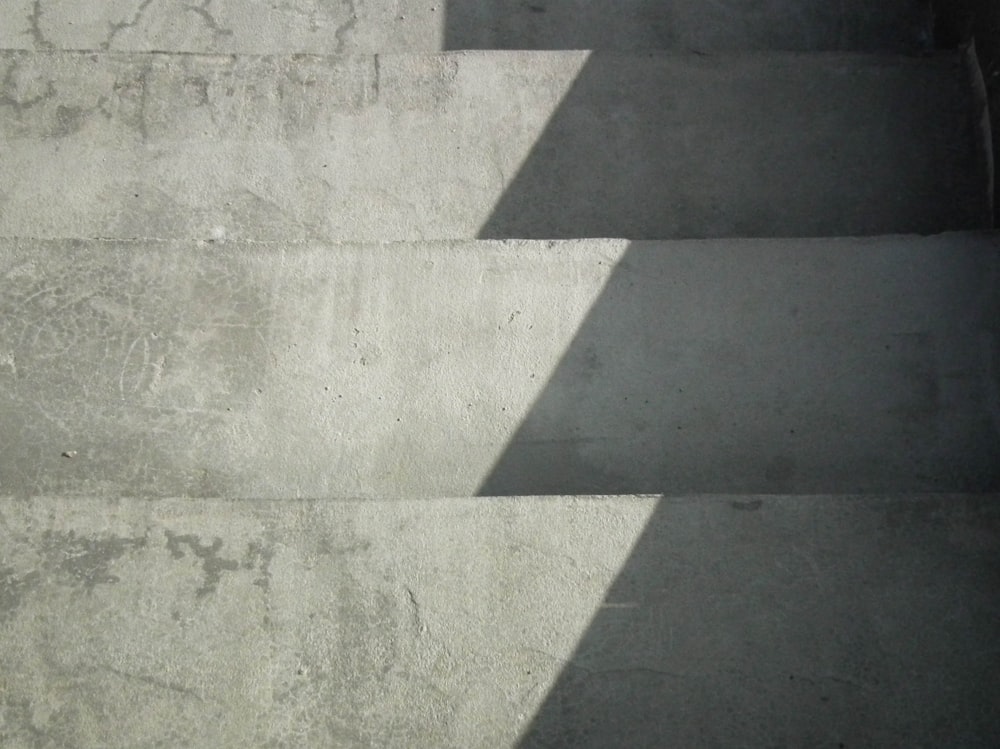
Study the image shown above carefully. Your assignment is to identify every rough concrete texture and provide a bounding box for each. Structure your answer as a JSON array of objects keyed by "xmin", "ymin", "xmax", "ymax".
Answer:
[
  {"xmin": 0, "ymin": 494, "xmax": 997, "ymax": 748},
  {"xmin": 0, "ymin": 0, "xmax": 934, "ymax": 54},
  {"xmin": 1, "ymin": 234, "xmax": 997, "ymax": 499},
  {"xmin": 0, "ymin": 50, "xmax": 990, "ymax": 241}
]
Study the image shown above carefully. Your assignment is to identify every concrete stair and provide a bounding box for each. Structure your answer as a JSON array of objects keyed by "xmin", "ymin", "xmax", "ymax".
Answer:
[
  {"xmin": 0, "ymin": 49, "xmax": 991, "ymax": 240},
  {"xmin": 1, "ymin": 0, "xmax": 936, "ymax": 54},
  {"xmin": 1, "ymin": 1, "xmax": 999, "ymax": 747},
  {"xmin": 1, "ymin": 494, "xmax": 998, "ymax": 747},
  {"xmin": 1, "ymin": 234, "xmax": 998, "ymax": 499}
]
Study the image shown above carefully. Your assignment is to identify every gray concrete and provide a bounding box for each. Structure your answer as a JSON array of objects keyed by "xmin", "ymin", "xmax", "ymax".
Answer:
[
  {"xmin": 0, "ymin": 494, "xmax": 997, "ymax": 748},
  {"xmin": 0, "ymin": 50, "xmax": 990, "ymax": 241},
  {"xmin": 0, "ymin": 0, "xmax": 934, "ymax": 54},
  {"xmin": 2, "ymin": 4, "xmax": 997, "ymax": 747},
  {"xmin": 1, "ymin": 234, "xmax": 997, "ymax": 499}
]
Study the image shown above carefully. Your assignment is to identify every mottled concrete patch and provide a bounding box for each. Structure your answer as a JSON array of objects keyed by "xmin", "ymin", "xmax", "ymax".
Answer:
[
  {"xmin": 164, "ymin": 531, "xmax": 241, "ymax": 597},
  {"xmin": 39, "ymin": 529, "xmax": 148, "ymax": 591},
  {"xmin": 0, "ymin": 565, "xmax": 41, "ymax": 623},
  {"xmin": 243, "ymin": 540, "xmax": 275, "ymax": 591}
]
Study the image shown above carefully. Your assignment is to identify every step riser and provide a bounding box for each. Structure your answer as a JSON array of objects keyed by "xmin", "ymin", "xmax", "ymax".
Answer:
[
  {"xmin": 0, "ymin": 1, "xmax": 933, "ymax": 54},
  {"xmin": 2, "ymin": 235, "xmax": 997, "ymax": 498},
  {"xmin": 0, "ymin": 51, "xmax": 990, "ymax": 241},
  {"xmin": 1, "ymin": 494, "xmax": 997, "ymax": 747}
]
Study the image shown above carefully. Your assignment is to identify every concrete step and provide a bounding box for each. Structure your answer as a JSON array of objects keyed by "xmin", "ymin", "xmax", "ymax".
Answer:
[
  {"xmin": 1, "ymin": 0, "xmax": 934, "ymax": 54},
  {"xmin": 0, "ymin": 49, "xmax": 990, "ymax": 241},
  {"xmin": 1, "ymin": 233, "xmax": 997, "ymax": 499},
  {"xmin": 1, "ymin": 493, "xmax": 997, "ymax": 747}
]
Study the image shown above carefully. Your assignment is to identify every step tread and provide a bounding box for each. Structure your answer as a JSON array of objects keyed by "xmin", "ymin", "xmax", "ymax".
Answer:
[
  {"xmin": 0, "ymin": 49, "xmax": 989, "ymax": 241},
  {"xmin": 1, "ymin": 233, "xmax": 998, "ymax": 498},
  {"xmin": 0, "ymin": 0, "xmax": 933, "ymax": 54},
  {"xmin": 0, "ymin": 493, "xmax": 997, "ymax": 747}
]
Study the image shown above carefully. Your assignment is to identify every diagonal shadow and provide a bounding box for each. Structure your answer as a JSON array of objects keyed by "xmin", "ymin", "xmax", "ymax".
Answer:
[
  {"xmin": 444, "ymin": 4, "xmax": 1000, "ymax": 745},
  {"xmin": 448, "ymin": 30, "xmax": 987, "ymax": 241},
  {"xmin": 475, "ymin": 238, "xmax": 1000, "ymax": 497}
]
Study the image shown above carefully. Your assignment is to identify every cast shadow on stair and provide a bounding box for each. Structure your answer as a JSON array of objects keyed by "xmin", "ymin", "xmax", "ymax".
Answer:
[{"xmin": 444, "ymin": 5, "xmax": 1000, "ymax": 745}]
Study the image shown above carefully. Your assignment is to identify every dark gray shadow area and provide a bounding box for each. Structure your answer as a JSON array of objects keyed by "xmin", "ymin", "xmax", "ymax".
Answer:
[
  {"xmin": 514, "ymin": 494, "xmax": 1000, "ymax": 747},
  {"xmin": 445, "ymin": 3, "xmax": 1000, "ymax": 745},
  {"xmin": 466, "ymin": 52, "xmax": 987, "ymax": 240},
  {"xmin": 442, "ymin": 0, "xmax": 928, "ymax": 52},
  {"xmin": 477, "ymin": 236, "xmax": 1000, "ymax": 496}
]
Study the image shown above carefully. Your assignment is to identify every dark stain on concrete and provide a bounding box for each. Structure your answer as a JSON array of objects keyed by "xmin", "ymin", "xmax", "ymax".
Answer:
[
  {"xmin": 244, "ymin": 540, "xmax": 275, "ymax": 591},
  {"xmin": 0, "ymin": 696, "xmax": 51, "ymax": 745},
  {"xmin": 0, "ymin": 566, "xmax": 41, "ymax": 623},
  {"xmin": 164, "ymin": 531, "xmax": 240, "ymax": 597},
  {"xmin": 39, "ymin": 530, "xmax": 148, "ymax": 591},
  {"xmin": 314, "ymin": 534, "xmax": 372, "ymax": 557},
  {"xmin": 110, "ymin": 70, "xmax": 150, "ymax": 139},
  {"xmin": 53, "ymin": 104, "xmax": 86, "ymax": 137},
  {"xmin": 182, "ymin": 75, "xmax": 210, "ymax": 106},
  {"xmin": 731, "ymin": 499, "xmax": 763, "ymax": 512},
  {"xmin": 0, "ymin": 59, "xmax": 57, "ymax": 110}
]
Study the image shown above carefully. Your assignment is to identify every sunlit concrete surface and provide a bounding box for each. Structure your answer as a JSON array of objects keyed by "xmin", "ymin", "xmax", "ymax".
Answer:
[
  {"xmin": 0, "ymin": 494, "xmax": 997, "ymax": 748},
  {"xmin": 0, "ymin": 0, "xmax": 933, "ymax": 53},
  {"xmin": 0, "ymin": 50, "xmax": 990, "ymax": 241},
  {"xmin": 0, "ymin": 234, "xmax": 997, "ymax": 499}
]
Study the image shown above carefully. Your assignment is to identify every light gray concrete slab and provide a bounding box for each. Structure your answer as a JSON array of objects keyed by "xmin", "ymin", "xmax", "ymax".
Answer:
[
  {"xmin": 0, "ymin": 494, "xmax": 997, "ymax": 748},
  {"xmin": 0, "ymin": 50, "xmax": 990, "ymax": 241},
  {"xmin": 0, "ymin": 0, "xmax": 934, "ymax": 54},
  {"xmin": 0, "ymin": 234, "xmax": 997, "ymax": 498}
]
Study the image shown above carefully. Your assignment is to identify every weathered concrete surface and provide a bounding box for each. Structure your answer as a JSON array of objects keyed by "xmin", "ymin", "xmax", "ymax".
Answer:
[
  {"xmin": 0, "ymin": 0, "xmax": 934, "ymax": 54},
  {"xmin": 0, "ymin": 50, "xmax": 990, "ymax": 241},
  {"xmin": 0, "ymin": 494, "xmax": 997, "ymax": 748},
  {"xmin": 1, "ymin": 234, "xmax": 997, "ymax": 498}
]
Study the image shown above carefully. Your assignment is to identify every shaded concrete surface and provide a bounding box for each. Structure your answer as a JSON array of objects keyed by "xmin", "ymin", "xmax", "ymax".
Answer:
[
  {"xmin": 475, "ymin": 236, "xmax": 1000, "ymax": 496},
  {"xmin": 0, "ymin": 0, "xmax": 932, "ymax": 54},
  {"xmin": 0, "ymin": 50, "xmax": 990, "ymax": 241},
  {"xmin": 443, "ymin": 0, "xmax": 933, "ymax": 53},
  {"xmin": 514, "ymin": 493, "xmax": 1000, "ymax": 748},
  {"xmin": 0, "ymin": 494, "xmax": 997, "ymax": 748},
  {"xmin": 473, "ymin": 47, "xmax": 990, "ymax": 239},
  {"xmin": 0, "ymin": 234, "xmax": 997, "ymax": 499},
  {"xmin": 964, "ymin": 0, "xmax": 1000, "ymax": 220}
]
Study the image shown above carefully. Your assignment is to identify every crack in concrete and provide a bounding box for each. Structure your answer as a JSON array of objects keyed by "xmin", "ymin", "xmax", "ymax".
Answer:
[
  {"xmin": 102, "ymin": 0, "xmax": 157, "ymax": 51},
  {"xmin": 138, "ymin": 69, "xmax": 150, "ymax": 140},
  {"xmin": 405, "ymin": 586, "xmax": 426, "ymax": 635},
  {"xmin": 592, "ymin": 666, "xmax": 687, "ymax": 678},
  {"xmin": 524, "ymin": 647, "xmax": 688, "ymax": 681},
  {"xmin": 27, "ymin": 0, "xmax": 53, "ymax": 49},
  {"xmin": 787, "ymin": 672, "xmax": 870, "ymax": 690},
  {"xmin": 183, "ymin": 0, "xmax": 235, "ymax": 39},
  {"xmin": 101, "ymin": 664, "xmax": 205, "ymax": 701}
]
